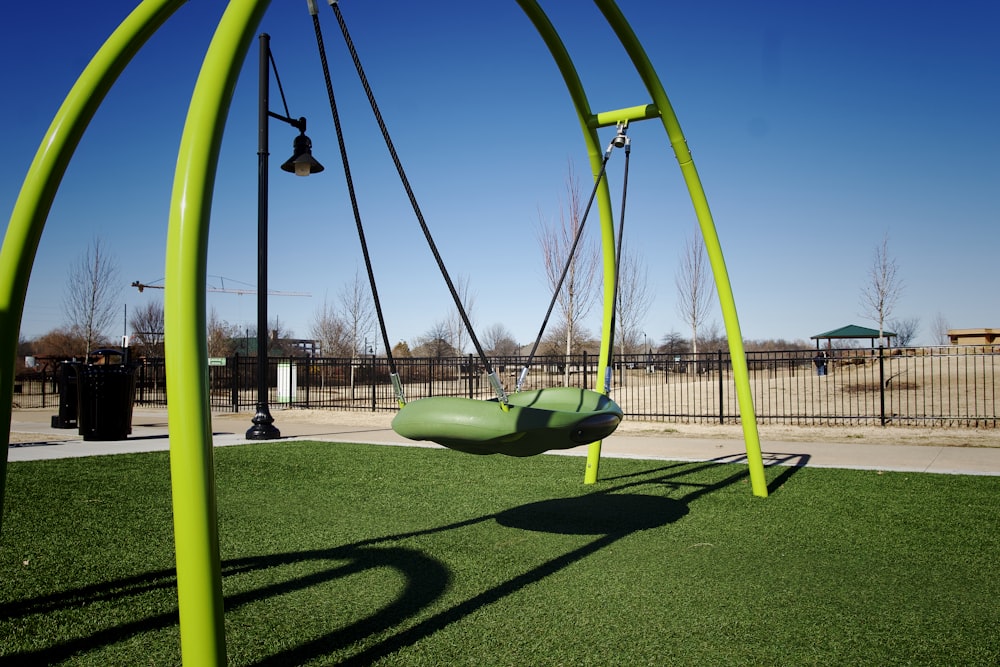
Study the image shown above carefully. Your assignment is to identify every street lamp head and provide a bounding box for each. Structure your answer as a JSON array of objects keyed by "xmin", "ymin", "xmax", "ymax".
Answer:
[{"xmin": 281, "ymin": 130, "xmax": 324, "ymax": 176}]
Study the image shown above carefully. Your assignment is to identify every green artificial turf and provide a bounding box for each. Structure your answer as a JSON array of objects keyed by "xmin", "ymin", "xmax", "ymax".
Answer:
[{"xmin": 1, "ymin": 441, "xmax": 998, "ymax": 666}]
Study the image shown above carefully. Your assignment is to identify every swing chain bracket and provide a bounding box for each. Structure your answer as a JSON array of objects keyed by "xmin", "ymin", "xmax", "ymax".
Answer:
[
  {"xmin": 487, "ymin": 371, "xmax": 510, "ymax": 410},
  {"xmin": 605, "ymin": 121, "xmax": 630, "ymax": 157},
  {"xmin": 515, "ymin": 366, "xmax": 530, "ymax": 393},
  {"xmin": 390, "ymin": 372, "xmax": 406, "ymax": 408}
]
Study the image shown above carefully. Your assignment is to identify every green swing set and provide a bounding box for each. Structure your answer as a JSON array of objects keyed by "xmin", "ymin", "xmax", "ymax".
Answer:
[
  {"xmin": 313, "ymin": 3, "xmax": 626, "ymax": 456},
  {"xmin": 0, "ymin": 2, "xmax": 774, "ymax": 662}
]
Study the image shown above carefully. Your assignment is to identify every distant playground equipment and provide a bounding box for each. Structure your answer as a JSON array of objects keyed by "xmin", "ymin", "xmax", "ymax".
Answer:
[{"xmin": 0, "ymin": 1, "xmax": 768, "ymax": 664}]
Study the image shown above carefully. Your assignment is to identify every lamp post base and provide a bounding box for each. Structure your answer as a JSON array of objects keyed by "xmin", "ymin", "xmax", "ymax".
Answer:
[{"xmin": 246, "ymin": 406, "xmax": 281, "ymax": 440}]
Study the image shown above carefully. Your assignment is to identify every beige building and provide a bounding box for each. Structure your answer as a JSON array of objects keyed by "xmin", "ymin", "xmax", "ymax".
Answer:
[{"xmin": 948, "ymin": 328, "xmax": 999, "ymax": 345}]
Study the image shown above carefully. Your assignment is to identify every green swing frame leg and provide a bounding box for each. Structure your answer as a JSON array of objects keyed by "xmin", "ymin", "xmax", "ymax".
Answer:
[
  {"xmin": 0, "ymin": 0, "xmax": 186, "ymax": 525},
  {"xmin": 0, "ymin": 1, "xmax": 271, "ymax": 664},
  {"xmin": 163, "ymin": 2, "xmax": 271, "ymax": 665},
  {"xmin": 520, "ymin": 0, "xmax": 768, "ymax": 498}
]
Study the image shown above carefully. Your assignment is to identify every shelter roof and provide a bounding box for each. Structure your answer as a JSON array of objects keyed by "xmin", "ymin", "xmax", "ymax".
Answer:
[{"xmin": 810, "ymin": 324, "xmax": 896, "ymax": 340}]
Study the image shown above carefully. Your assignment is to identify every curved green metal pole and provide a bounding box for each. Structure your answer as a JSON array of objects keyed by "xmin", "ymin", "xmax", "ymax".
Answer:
[
  {"xmin": 519, "ymin": 0, "xmax": 768, "ymax": 496},
  {"xmin": 516, "ymin": 1, "xmax": 618, "ymax": 485},
  {"xmin": 0, "ymin": 0, "xmax": 185, "ymax": 537},
  {"xmin": 164, "ymin": 1, "xmax": 269, "ymax": 664},
  {"xmin": 594, "ymin": 0, "xmax": 768, "ymax": 497}
]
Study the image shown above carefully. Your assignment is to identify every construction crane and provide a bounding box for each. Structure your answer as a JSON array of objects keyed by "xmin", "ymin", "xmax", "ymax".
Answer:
[{"xmin": 131, "ymin": 277, "xmax": 310, "ymax": 297}]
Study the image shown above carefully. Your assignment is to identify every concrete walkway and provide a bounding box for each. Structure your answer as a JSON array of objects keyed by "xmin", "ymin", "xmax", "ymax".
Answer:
[{"xmin": 7, "ymin": 408, "xmax": 1000, "ymax": 476}]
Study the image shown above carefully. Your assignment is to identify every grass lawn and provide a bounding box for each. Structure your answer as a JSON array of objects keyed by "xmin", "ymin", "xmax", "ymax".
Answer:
[{"xmin": 1, "ymin": 441, "xmax": 998, "ymax": 666}]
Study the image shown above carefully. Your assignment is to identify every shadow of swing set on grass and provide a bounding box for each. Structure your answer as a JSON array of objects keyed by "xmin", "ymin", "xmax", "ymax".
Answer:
[
  {"xmin": 1, "ymin": 1, "xmax": 773, "ymax": 663},
  {"xmin": 2, "ymin": 447, "xmax": 805, "ymax": 665}
]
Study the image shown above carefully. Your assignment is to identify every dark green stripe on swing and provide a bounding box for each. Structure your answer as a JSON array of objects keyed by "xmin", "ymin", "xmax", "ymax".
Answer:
[{"xmin": 391, "ymin": 387, "xmax": 623, "ymax": 457}]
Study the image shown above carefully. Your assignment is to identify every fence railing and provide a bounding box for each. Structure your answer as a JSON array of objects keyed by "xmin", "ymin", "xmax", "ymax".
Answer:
[{"xmin": 12, "ymin": 346, "xmax": 998, "ymax": 428}]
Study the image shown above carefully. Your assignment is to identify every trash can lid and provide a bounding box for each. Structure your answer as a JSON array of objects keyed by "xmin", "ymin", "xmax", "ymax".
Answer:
[{"xmin": 89, "ymin": 348, "xmax": 125, "ymax": 365}]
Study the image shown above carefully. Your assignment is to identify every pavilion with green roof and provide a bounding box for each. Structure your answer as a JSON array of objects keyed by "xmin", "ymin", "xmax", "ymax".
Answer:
[{"xmin": 811, "ymin": 324, "xmax": 896, "ymax": 349}]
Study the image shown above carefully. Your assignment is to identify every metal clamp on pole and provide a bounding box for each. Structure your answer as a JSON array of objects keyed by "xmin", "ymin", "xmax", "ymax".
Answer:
[
  {"xmin": 487, "ymin": 371, "xmax": 510, "ymax": 410},
  {"xmin": 390, "ymin": 372, "xmax": 406, "ymax": 408},
  {"xmin": 515, "ymin": 365, "xmax": 530, "ymax": 393},
  {"xmin": 604, "ymin": 121, "xmax": 630, "ymax": 157}
]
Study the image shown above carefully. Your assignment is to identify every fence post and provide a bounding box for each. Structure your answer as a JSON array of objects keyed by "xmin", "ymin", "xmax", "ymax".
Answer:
[
  {"xmin": 303, "ymin": 357, "xmax": 310, "ymax": 408},
  {"xmin": 468, "ymin": 353, "xmax": 474, "ymax": 399},
  {"xmin": 230, "ymin": 354, "xmax": 239, "ymax": 412},
  {"xmin": 370, "ymin": 353, "xmax": 376, "ymax": 411},
  {"xmin": 718, "ymin": 349, "xmax": 724, "ymax": 424},
  {"xmin": 878, "ymin": 345, "xmax": 886, "ymax": 426}
]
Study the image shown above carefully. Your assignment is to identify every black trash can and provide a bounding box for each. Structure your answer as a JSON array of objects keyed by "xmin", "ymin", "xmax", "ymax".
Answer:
[
  {"xmin": 77, "ymin": 350, "xmax": 138, "ymax": 441},
  {"xmin": 51, "ymin": 361, "xmax": 82, "ymax": 429}
]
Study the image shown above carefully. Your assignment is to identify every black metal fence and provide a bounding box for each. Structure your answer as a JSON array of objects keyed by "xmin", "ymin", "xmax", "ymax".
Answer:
[{"xmin": 13, "ymin": 346, "xmax": 998, "ymax": 428}]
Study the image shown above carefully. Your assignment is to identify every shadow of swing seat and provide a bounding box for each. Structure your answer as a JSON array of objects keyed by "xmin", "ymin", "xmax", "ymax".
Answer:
[{"xmin": 391, "ymin": 386, "xmax": 623, "ymax": 457}]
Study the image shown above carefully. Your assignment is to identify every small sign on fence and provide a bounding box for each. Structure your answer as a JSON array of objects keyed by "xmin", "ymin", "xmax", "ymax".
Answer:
[{"xmin": 207, "ymin": 357, "xmax": 227, "ymax": 367}]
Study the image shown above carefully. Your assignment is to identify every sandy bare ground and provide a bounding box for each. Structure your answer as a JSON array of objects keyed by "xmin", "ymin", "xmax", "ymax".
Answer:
[{"xmin": 7, "ymin": 432, "xmax": 78, "ymax": 444}]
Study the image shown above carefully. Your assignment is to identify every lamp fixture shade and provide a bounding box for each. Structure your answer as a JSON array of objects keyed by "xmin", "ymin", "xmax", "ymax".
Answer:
[{"xmin": 281, "ymin": 132, "xmax": 324, "ymax": 176}]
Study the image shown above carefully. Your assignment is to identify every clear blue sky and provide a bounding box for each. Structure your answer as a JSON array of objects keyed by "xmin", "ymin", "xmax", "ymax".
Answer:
[{"xmin": 3, "ymin": 1, "xmax": 998, "ymax": 349}]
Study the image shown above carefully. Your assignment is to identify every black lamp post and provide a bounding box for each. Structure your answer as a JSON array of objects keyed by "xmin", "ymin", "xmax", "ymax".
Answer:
[{"xmin": 247, "ymin": 33, "xmax": 323, "ymax": 440}]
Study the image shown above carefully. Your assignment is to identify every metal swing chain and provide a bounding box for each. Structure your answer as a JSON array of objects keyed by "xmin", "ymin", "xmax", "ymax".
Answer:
[
  {"xmin": 325, "ymin": 0, "xmax": 509, "ymax": 407},
  {"xmin": 307, "ymin": 0, "xmax": 405, "ymax": 406},
  {"xmin": 515, "ymin": 124, "xmax": 631, "ymax": 393},
  {"xmin": 604, "ymin": 122, "xmax": 631, "ymax": 394}
]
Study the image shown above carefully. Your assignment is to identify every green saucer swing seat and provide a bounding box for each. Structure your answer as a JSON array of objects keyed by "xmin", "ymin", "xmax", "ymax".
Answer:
[{"xmin": 391, "ymin": 386, "xmax": 623, "ymax": 457}]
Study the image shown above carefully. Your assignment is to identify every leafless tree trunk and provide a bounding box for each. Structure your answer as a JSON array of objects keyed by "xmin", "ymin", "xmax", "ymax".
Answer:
[
  {"xmin": 63, "ymin": 237, "xmax": 121, "ymax": 358},
  {"xmin": 538, "ymin": 164, "xmax": 599, "ymax": 385},
  {"xmin": 931, "ymin": 312, "xmax": 950, "ymax": 346},
  {"xmin": 614, "ymin": 241, "xmax": 653, "ymax": 355},
  {"xmin": 860, "ymin": 233, "xmax": 902, "ymax": 346},
  {"xmin": 675, "ymin": 232, "xmax": 713, "ymax": 354},
  {"xmin": 128, "ymin": 300, "xmax": 164, "ymax": 358},
  {"xmin": 448, "ymin": 274, "xmax": 475, "ymax": 355},
  {"xmin": 339, "ymin": 268, "xmax": 376, "ymax": 356},
  {"xmin": 310, "ymin": 295, "xmax": 351, "ymax": 357}
]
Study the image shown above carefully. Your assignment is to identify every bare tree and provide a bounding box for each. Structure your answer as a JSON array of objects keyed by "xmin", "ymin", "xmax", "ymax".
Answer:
[
  {"xmin": 482, "ymin": 323, "xmax": 520, "ymax": 356},
  {"xmin": 26, "ymin": 326, "xmax": 87, "ymax": 360},
  {"xmin": 931, "ymin": 312, "xmax": 950, "ymax": 346},
  {"xmin": 538, "ymin": 164, "xmax": 599, "ymax": 384},
  {"xmin": 659, "ymin": 330, "xmax": 687, "ymax": 356},
  {"xmin": 888, "ymin": 317, "xmax": 920, "ymax": 347},
  {"xmin": 207, "ymin": 307, "xmax": 239, "ymax": 357},
  {"xmin": 860, "ymin": 233, "xmax": 903, "ymax": 346},
  {"xmin": 310, "ymin": 296, "xmax": 351, "ymax": 357},
  {"xmin": 675, "ymin": 231, "xmax": 714, "ymax": 354},
  {"xmin": 63, "ymin": 237, "xmax": 121, "ymax": 357},
  {"xmin": 128, "ymin": 300, "xmax": 164, "ymax": 358},
  {"xmin": 448, "ymin": 274, "xmax": 476, "ymax": 355},
  {"xmin": 541, "ymin": 320, "xmax": 593, "ymax": 356},
  {"xmin": 339, "ymin": 268, "xmax": 376, "ymax": 357},
  {"xmin": 413, "ymin": 320, "xmax": 457, "ymax": 358},
  {"xmin": 700, "ymin": 320, "xmax": 725, "ymax": 351},
  {"xmin": 614, "ymin": 242, "xmax": 653, "ymax": 355}
]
